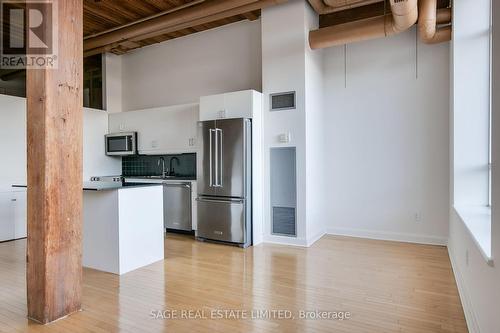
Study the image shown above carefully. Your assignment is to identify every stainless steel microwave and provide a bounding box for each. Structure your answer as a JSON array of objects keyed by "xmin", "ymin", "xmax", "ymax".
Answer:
[{"xmin": 105, "ymin": 132, "xmax": 137, "ymax": 156}]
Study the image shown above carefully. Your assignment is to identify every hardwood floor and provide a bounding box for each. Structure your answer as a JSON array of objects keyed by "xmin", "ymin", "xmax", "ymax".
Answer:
[{"xmin": 0, "ymin": 234, "xmax": 467, "ymax": 333}]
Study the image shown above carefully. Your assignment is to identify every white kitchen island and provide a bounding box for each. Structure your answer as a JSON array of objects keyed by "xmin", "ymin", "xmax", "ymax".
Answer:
[{"xmin": 83, "ymin": 182, "xmax": 164, "ymax": 275}]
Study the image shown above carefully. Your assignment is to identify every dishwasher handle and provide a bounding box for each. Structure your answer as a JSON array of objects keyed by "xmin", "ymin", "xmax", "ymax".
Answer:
[
  {"xmin": 196, "ymin": 197, "xmax": 244, "ymax": 204},
  {"xmin": 162, "ymin": 183, "xmax": 191, "ymax": 188}
]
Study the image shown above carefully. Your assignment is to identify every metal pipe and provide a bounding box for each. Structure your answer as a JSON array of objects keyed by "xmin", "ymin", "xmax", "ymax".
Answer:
[
  {"xmin": 418, "ymin": 0, "xmax": 451, "ymax": 44},
  {"xmin": 436, "ymin": 8, "xmax": 452, "ymax": 24},
  {"xmin": 309, "ymin": 0, "xmax": 418, "ymax": 49}
]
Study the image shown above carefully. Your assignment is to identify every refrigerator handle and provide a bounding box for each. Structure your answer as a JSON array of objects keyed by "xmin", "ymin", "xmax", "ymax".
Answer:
[
  {"xmin": 216, "ymin": 128, "xmax": 223, "ymax": 187},
  {"xmin": 209, "ymin": 129, "xmax": 214, "ymax": 187},
  {"xmin": 214, "ymin": 128, "xmax": 218, "ymax": 187}
]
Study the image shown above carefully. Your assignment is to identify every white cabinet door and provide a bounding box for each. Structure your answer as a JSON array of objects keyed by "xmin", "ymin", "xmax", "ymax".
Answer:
[
  {"xmin": 13, "ymin": 190, "xmax": 27, "ymax": 239},
  {"xmin": 0, "ymin": 192, "xmax": 15, "ymax": 242},
  {"xmin": 108, "ymin": 104, "xmax": 199, "ymax": 155},
  {"xmin": 224, "ymin": 90, "xmax": 253, "ymax": 119},
  {"xmin": 200, "ymin": 90, "xmax": 256, "ymax": 121},
  {"xmin": 199, "ymin": 94, "xmax": 225, "ymax": 121}
]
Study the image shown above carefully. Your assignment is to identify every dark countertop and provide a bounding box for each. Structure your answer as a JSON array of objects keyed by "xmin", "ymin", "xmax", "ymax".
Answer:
[
  {"xmin": 12, "ymin": 182, "xmax": 163, "ymax": 192},
  {"xmin": 124, "ymin": 176, "xmax": 196, "ymax": 181}
]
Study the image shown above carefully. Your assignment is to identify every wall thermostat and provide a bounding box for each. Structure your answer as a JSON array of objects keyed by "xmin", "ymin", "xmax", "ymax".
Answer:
[{"xmin": 278, "ymin": 132, "xmax": 291, "ymax": 143}]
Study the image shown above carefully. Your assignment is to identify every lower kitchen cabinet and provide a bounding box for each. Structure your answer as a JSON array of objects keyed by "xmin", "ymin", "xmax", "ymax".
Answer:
[
  {"xmin": 0, "ymin": 190, "xmax": 27, "ymax": 242},
  {"xmin": 124, "ymin": 178, "xmax": 198, "ymax": 231},
  {"xmin": 13, "ymin": 190, "xmax": 27, "ymax": 239},
  {"xmin": 0, "ymin": 192, "xmax": 15, "ymax": 241}
]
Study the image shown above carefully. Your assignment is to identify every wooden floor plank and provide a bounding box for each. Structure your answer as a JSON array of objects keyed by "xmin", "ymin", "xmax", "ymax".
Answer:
[{"xmin": 0, "ymin": 234, "xmax": 467, "ymax": 332}]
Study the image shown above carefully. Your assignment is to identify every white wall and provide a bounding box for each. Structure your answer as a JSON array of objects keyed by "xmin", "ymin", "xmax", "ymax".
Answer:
[
  {"xmin": 448, "ymin": 0, "xmax": 500, "ymax": 332},
  {"xmin": 323, "ymin": 28, "xmax": 450, "ymax": 245},
  {"xmin": 0, "ymin": 94, "xmax": 121, "ymax": 189},
  {"xmin": 121, "ymin": 20, "xmax": 262, "ymax": 111},
  {"xmin": 83, "ymin": 109, "xmax": 123, "ymax": 179},
  {"xmin": 452, "ymin": 0, "xmax": 491, "ymax": 207},
  {"xmin": 103, "ymin": 53, "xmax": 123, "ymax": 114},
  {"xmin": 262, "ymin": 0, "xmax": 308, "ymax": 246},
  {"xmin": 0, "ymin": 95, "xmax": 26, "ymax": 190},
  {"xmin": 261, "ymin": 0, "xmax": 328, "ymax": 246},
  {"xmin": 304, "ymin": 5, "xmax": 326, "ymax": 244}
]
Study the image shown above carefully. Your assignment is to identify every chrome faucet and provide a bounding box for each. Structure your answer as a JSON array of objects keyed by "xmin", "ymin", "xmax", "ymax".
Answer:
[
  {"xmin": 169, "ymin": 157, "xmax": 180, "ymax": 176},
  {"xmin": 158, "ymin": 157, "xmax": 167, "ymax": 178}
]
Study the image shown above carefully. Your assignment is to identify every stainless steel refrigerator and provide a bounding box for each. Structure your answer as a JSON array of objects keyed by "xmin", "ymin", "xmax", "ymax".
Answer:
[{"xmin": 196, "ymin": 118, "xmax": 252, "ymax": 247}]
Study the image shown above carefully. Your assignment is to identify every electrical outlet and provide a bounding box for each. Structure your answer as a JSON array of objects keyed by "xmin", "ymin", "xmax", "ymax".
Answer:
[
  {"xmin": 414, "ymin": 212, "xmax": 422, "ymax": 222},
  {"xmin": 151, "ymin": 140, "xmax": 158, "ymax": 149}
]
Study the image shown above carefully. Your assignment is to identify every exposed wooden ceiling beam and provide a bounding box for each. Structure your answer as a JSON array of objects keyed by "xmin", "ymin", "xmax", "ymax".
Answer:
[
  {"xmin": 242, "ymin": 10, "xmax": 260, "ymax": 21},
  {"xmin": 84, "ymin": 0, "xmax": 282, "ymax": 56},
  {"xmin": 83, "ymin": 2, "xmax": 128, "ymax": 26},
  {"xmin": 84, "ymin": 0, "xmax": 205, "ymax": 40},
  {"xmin": 85, "ymin": 1, "xmax": 144, "ymax": 22},
  {"xmin": 125, "ymin": 2, "xmax": 270, "ymax": 42},
  {"xmin": 309, "ymin": 0, "xmax": 383, "ymax": 15},
  {"xmin": 84, "ymin": 0, "xmax": 255, "ymax": 51},
  {"xmin": 119, "ymin": 0, "xmax": 160, "ymax": 15},
  {"xmin": 319, "ymin": 1, "xmax": 388, "ymax": 27}
]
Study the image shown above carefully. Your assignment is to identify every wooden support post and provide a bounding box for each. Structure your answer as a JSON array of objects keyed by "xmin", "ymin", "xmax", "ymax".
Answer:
[{"xmin": 26, "ymin": 0, "xmax": 83, "ymax": 324}]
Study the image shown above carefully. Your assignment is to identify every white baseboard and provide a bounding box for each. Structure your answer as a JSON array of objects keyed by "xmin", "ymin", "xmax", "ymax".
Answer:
[
  {"xmin": 325, "ymin": 227, "xmax": 448, "ymax": 246},
  {"xmin": 263, "ymin": 235, "xmax": 309, "ymax": 247},
  {"xmin": 307, "ymin": 230, "xmax": 326, "ymax": 247},
  {"xmin": 263, "ymin": 230, "xmax": 327, "ymax": 248},
  {"xmin": 264, "ymin": 227, "xmax": 447, "ymax": 247},
  {"xmin": 448, "ymin": 247, "xmax": 481, "ymax": 333}
]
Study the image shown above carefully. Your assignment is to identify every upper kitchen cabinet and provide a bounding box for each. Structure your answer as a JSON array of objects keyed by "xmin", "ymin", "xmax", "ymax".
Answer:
[
  {"xmin": 200, "ymin": 90, "xmax": 262, "ymax": 121},
  {"xmin": 199, "ymin": 94, "xmax": 225, "ymax": 120},
  {"xmin": 108, "ymin": 103, "xmax": 199, "ymax": 155}
]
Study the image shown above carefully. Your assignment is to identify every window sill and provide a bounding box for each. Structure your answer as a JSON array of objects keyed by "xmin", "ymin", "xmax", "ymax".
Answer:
[{"xmin": 454, "ymin": 205, "xmax": 493, "ymax": 266}]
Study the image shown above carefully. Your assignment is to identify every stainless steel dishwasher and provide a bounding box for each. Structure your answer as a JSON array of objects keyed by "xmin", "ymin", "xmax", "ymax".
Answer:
[{"xmin": 163, "ymin": 182, "xmax": 192, "ymax": 231}]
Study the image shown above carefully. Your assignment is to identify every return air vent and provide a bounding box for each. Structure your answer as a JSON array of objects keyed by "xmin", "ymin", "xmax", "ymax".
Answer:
[
  {"xmin": 270, "ymin": 147, "xmax": 297, "ymax": 237},
  {"xmin": 270, "ymin": 91, "xmax": 296, "ymax": 111},
  {"xmin": 272, "ymin": 207, "xmax": 296, "ymax": 236}
]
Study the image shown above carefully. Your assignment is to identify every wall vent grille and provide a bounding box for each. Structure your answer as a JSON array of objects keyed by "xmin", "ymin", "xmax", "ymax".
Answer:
[
  {"xmin": 272, "ymin": 207, "xmax": 296, "ymax": 237},
  {"xmin": 270, "ymin": 91, "xmax": 296, "ymax": 111}
]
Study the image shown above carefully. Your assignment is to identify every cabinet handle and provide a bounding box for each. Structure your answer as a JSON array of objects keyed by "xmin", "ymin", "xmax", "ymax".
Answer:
[{"xmin": 11, "ymin": 199, "xmax": 17, "ymax": 202}]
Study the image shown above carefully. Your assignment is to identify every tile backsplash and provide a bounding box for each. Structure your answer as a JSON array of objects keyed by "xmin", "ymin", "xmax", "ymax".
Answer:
[{"xmin": 122, "ymin": 153, "xmax": 196, "ymax": 178}]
